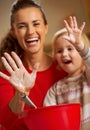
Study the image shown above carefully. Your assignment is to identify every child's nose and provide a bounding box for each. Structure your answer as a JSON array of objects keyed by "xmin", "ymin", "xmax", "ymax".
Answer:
[{"xmin": 62, "ymin": 50, "xmax": 68, "ymax": 56}]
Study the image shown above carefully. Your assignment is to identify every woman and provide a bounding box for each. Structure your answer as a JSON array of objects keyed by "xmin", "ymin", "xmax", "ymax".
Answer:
[{"xmin": 0, "ymin": 0, "xmax": 66, "ymax": 129}]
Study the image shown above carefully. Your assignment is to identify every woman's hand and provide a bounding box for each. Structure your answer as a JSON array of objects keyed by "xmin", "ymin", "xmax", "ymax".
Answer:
[
  {"xmin": 63, "ymin": 16, "xmax": 86, "ymax": 51},
  {"xmin": 0, "ymin": 52, "xmax": 39, "ymax": 95},
  {"xmin": 9, "ymin": 91, "xmax": 26, "ymax": 114}
]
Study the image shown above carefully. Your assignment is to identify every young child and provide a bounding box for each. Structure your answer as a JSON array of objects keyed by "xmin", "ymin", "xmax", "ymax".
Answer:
[{"xmin": 43, "ymin": 16, "xmax": 90, "ymax": 130}]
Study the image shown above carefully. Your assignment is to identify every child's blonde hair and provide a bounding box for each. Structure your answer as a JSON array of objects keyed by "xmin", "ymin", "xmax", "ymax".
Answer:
[{"xmin": 52, "ymin": 28, "xmax": 67, "ymax": 56}]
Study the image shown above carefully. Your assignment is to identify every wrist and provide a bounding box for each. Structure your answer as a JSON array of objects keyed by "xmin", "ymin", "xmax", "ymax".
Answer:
[
  {"xmin": 9, "ymin": 92, "xmax": 25, "ymax": 114},
  {"xmin": 18, "ymin": 92, "xmax": 37, "ymax": 108},
  {"xmin": 78, "ymin": 44, "xmax": 89, "ymax": 57},
  {"xmin": 75, "ymin": 41, "xmax": 84, "ymax": 52}
]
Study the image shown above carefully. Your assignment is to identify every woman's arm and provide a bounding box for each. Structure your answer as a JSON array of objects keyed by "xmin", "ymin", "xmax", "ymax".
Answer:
[
  {"xmin": 0, "ymin": 52, "xmax": 39, "ymax": 114},
  {"xmin": 0, "ymin": 75, "xmax": 18, "ymax": 128}
]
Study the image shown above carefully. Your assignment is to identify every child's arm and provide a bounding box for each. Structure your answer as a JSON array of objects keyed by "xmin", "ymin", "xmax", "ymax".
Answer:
[
  {"xmin": 43, "ymin": 83, "xmax": 57, "ymax": 106},
  {"xmin": 63, "ymin": 16, "xmax": 90, "ymax": 81},
  {"xmin": 80, "ymin": 47, "xmax": 90, "ymax": 82}
]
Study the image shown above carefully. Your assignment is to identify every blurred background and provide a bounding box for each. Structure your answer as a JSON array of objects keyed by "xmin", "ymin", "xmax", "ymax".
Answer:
[{"xmin": 0, "ymin": 0, "xmax": 90, "ymax": 53}]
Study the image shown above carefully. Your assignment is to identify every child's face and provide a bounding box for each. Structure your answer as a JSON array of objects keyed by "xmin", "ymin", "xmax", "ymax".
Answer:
[{"xmin": 54, "ymin": 35, "xmax": 83, "ymax": 77}]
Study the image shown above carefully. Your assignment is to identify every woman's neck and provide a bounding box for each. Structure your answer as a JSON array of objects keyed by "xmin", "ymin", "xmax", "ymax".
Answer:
[{"xmin": 22, "ymin": 51, "xmax": 52, "ymax": 71}]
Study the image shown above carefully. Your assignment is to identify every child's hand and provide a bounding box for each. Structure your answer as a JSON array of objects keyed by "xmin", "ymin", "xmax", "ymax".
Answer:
[
  {"xmin": 0, "ymin": 52, "xmax": 39, "ymax": 95},
  {"xmin": 63, "ymin": 16, "xmax": 85, "ymax": 51}
]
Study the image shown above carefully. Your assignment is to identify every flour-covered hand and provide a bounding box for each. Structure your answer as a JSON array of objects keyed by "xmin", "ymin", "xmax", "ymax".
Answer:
[
  {"xmin": 63, "ymin": 16, "xmax": 86, "ymax": 51},
  {"xmin": 0, "ymin": 52, "xmax": 39, "ymax": 94}
]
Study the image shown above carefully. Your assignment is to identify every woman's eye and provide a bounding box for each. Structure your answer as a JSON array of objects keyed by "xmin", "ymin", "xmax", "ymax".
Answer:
[
  {"xmin": 34, "ymin": 22, "xmax": 40, "ymax": 26},
  {"xmin": 17, "ymin": 24, "xmax": 26, "ymax": 29}
]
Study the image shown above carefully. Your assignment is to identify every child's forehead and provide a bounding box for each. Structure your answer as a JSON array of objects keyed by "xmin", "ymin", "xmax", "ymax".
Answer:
[{"xmin": 55, "ymin": 35, "xmax": 68, "ymax": 43}]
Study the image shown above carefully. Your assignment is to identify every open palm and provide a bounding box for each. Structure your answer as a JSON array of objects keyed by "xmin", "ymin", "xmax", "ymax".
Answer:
[
  {"xmin": 0, "ymin": 52, "xmax": 39, "ymax": 94},
  {"xmin": 63, "ymin": 16, "xmax": 85, "ymax": 47}
]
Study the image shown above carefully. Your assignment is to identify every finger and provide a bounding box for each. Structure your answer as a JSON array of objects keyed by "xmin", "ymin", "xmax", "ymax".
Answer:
[
  {"xmin": 62, "ymin": 35, "xmax": 70, "ymax": 41},
  {"xmin": 73, "ymin": 16, "xmax": 78, "ymax": 28},
  {"xmin": 80, "ymin": 22, "xmax": 86, "ymax": 31},
  {"xmin": 4, "ymin": 52, "xmax": 18, "ymax": 71},
  {"xmin": 11, "ymin": 52, "xmax": 24, "ymax": 69},
  {"xmin": 69, "ymin": 16, "xmax": 74, "ymax": 28},
  {"xmin": 1, "ymin": 57, "xmax": 14, "ymax": 74},
  {"xmin": 64, "ymin": 20, "xmax": 71, "ymax": 33},
  {"xmin": 0, "ymin": 71, "xmax": 9, "ymax": 81},
  {"xmin": 30, "ymin": 63, "xmax": 40, "ymax": 81}
]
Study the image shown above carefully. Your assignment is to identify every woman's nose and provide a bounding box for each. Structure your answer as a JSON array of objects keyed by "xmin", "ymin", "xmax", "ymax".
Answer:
[{"xmin": 27, "ymin": 25, "xmax": 35, "ymax": 35}]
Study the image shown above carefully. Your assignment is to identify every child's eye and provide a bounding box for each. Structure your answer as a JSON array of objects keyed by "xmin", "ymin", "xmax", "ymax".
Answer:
[
  {"xmin": 57, "ymin": 49, "xmax": 62, "ymax": 53},
  {"xmin": 68, "ymin": 48, "xmax": 72, "ymax": 51}
]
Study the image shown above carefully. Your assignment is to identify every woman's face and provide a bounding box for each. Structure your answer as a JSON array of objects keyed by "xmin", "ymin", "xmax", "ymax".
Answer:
[{"xmin": 12, "ymin": 7, "xmax": 48, "ymax": 54}]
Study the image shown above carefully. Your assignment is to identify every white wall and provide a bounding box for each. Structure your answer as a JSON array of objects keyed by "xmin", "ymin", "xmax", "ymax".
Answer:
[{"xmin": 0, "ymin": 0, "xmax": 90, "ymax": 43}]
